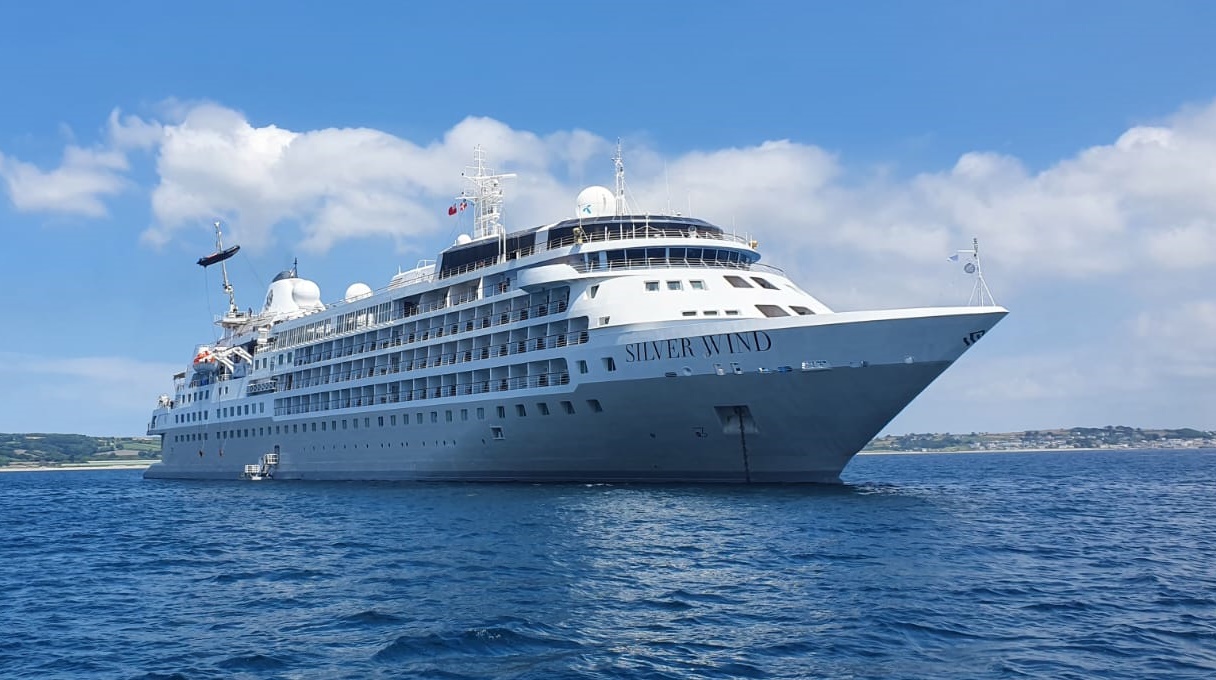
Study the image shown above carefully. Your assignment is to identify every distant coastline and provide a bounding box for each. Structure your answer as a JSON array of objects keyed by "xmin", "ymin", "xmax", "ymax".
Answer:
[
  {"xmin": 0, "ymin": 461, "xmax": 154, "ymax": 473},
  {"xmin": 3, "ymin": 428, "xmax": 1215, "ymax": 470},
  {"xmin": 864, "ymin": 426, "xmax": 1215, "ymax": 454},
  {"xmin": 859, "ymin": 445, "xmax": 1214, "ymax": 456}
]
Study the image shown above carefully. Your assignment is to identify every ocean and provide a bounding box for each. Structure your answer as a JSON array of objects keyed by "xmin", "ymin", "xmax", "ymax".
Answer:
[{"xmin": 2, "ymin": 448, "xmax": 1214, "ymax": 679}]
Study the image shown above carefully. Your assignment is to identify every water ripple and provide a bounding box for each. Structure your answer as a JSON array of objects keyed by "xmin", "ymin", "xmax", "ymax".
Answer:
[{"xmin": 1, "ymin": 449, "xmax": 1214, "ymax": 679}]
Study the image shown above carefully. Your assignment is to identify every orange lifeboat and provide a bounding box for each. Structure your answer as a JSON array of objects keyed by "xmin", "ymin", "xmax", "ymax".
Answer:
[{"xmin": 193, "ymin": 347, "xmax": 218, "ymax": 372}]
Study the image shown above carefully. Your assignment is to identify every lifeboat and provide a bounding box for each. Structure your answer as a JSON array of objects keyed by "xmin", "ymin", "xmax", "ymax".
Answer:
[
  {"xmin": 193, "ymin": 348, "xmax": 218, "ymax": 372},
  {"xmin": 197, "ymin": 244, "xmax": 240, "ymax": 268}
]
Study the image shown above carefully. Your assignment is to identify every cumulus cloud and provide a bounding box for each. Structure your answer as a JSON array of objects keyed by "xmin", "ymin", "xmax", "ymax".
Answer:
[
  {"xmin": 137, "ymin": 106, "xmax": 610, "ymax": 253},
  {"xmin": 6, "ymin": 98, "xmax": 1216, "ymax": 285},
  {"xmin": 0, "ymin": 145, "xmax": 130, "ymax": 217},
  {"xmin": 4, "ymin": 98, "xmax": 1216, "ymax": 431},
  {"xmin": 0, "ymin": 107, "xmax": 165, "ymax": 218}
]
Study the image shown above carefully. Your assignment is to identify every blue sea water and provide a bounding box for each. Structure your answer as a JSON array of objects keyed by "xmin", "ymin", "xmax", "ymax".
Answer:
[{"xmin": 1, "ymin": 449, "xmax": 1214, "ymax": 679}]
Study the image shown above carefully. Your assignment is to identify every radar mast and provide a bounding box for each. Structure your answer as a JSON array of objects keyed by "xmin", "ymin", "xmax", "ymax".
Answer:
[
  {"xmin": 459, "ymin": 146, "xmax": 516, "ymax": 241},
  {"xmin": 196, "ymin": 220, "xmax": 240, "ymax": 318},
  {"xmin": 613, "ymin": 139, "xmax": 629, "ymax": 216}
]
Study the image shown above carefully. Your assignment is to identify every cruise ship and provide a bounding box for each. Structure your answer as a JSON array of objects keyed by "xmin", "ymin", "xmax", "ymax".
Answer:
[{"xmin": 144, "ymin": 146, "xmax": 1006, "ymax": 482}]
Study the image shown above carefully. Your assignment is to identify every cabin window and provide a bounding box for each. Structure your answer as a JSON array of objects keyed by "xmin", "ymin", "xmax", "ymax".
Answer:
[
  {"xmin": 416, "ymin": 413, "xmax": 423, "ymax": 424},
  {"xmin": 751, "ymin": 277, "xmax": 779, "ymax": 290},
  {"xmin": 390, "ymin": 415, "xmax": 396, "ymax": 426},
  {"xmin": 378, "ymin": 416, "xmax": 384, "ymax": 427},
  {"xmin": 446, "ymin": 410, "xmax": 453, "ymax": 422},
  {"xmin": 704, "ymin": 310, "xmax": 719, "ymax": 316},
  {"xmin": 603, "ymin": 357, "xmax": 617, "ymax": 371},
  {"xmin": 725, "ymin": 310, "xmax": 741, "ymax": 316},
  {"xmin": 578, "ymin": 360, "xmax": 589, "ymax": 374},
  {"xmin": 756, "ymin": 304, "xmax": 790, "ymax": 317},
  {"xmin": 667, "ymin": 281, "xmax": 682, "ymax": 291},
  {"xmin": 431, "ymin": 411, "xmax": 438, "ymax": 423},
  {"xmin": 645, "ymin": 281, "xmax": 659, "ymax": 292},
  {"xmin": 588, "ymin": 285, "xmax": 599, "ymax": 299},
  {"xmin": 791, "ymin": 306, "xmax": 815, "ymax": 315},
  {"xmin": 497, "ymin": 406, "xmax": 506, "ymax": 418},
  {"xmin": 587, "ymin": 399, "xmax": 603, "ymax": 413},
  {"xmin": 321, "ymin": 421, "xmax": 327, "ymax": 431},
  {"xmin": 516, "ymin": 404, "xmax": 527, "ymax": 417},
  {"xmin": 725, "ymin": 276, "xmax": 752, "ymax": 288},
  {"xmin": 491, "ymin": 426, "xmax": 504, "ymax": 440},
  {"xmin": 682, "ymin": 311, "xmax": 697, "ymax": 316},
  {"xmin": 538, "ymin": 402, "xmax": 550, "ymax": 416},
  {"xmin": 690, "ymin": 280, "xmax": 706, "ymax": 290},
  {"xmin": 352, "ymin": 418, "xmax": 358, "ymax": 429},
  {"xmin": 461, "ymin": 409, "xmax": 469, "ymax": 421},
  {"xmin": 561, "ymin": 401, "xmax": 575, "ymax": 414},
  {"xmin": 477, "ymin": 407, "xmax": 485, "ymax": 420}
]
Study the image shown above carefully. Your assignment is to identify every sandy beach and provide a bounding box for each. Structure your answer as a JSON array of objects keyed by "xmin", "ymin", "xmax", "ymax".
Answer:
[{"xmin": 0, "ymin": 461, "xmax": 155, "ymax": 473}]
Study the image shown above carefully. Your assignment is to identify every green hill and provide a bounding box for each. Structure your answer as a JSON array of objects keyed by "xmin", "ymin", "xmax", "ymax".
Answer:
[{"xmin": 0, "ymin": 434, "xmax": 161, "ymax": 467}]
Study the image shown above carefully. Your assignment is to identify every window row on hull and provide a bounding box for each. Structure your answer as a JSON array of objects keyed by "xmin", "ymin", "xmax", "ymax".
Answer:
[
  {"xmin": 274, "ymin": 360, "xmax": 571, "ymax": 416},
  {"xmin": 284, "ymin": 291, "xmax": 570, "ymax": 364},
  {"xmin": 275, "ymin": 328, "xmax": 590, "ymax": 394}
]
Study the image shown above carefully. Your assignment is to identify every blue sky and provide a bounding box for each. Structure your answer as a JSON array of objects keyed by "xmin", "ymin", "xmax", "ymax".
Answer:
[{"xmin": 2, "ymin": 1, "xmax": 1215, "ymax": 436}]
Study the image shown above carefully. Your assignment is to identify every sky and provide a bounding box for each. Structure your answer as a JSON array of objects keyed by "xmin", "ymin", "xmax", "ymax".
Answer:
[{"xmin": 2, "ymin": 0, "xmax": 1215, "ymax": 436}]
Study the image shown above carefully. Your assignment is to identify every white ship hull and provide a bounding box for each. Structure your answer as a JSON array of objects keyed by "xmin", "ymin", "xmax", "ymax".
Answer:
[
  {"xmin": 145, "ymin": 307, "xmax": 1005, "ymax": 483},
  {"xmin": 146, "ymin": 148, "xmax": 1006, "ymax": 483}
]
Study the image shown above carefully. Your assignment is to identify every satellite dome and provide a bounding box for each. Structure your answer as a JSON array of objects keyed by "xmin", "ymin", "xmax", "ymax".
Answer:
[
  {"xmin": 576, "ymin": 186, "xmax": 615, "ymax": 218},
  {"xmin": 292, "ymin": 279, "xmax": 322, "ymax": 309},
  {"xmin": 455, "ymin": 233, "xmax": 472, "ymax": 245},
  {"xmin": 345, "ymin": 282, "xmax": 373, "ymax": 302}
]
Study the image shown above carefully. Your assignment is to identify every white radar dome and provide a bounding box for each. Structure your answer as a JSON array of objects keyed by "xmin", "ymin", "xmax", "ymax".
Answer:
[
  {"xmin": 455, "ymin": 233, "xmax": 472, "ymax": 245},
  {"xmin": 292, "ymin": 279, "xmax": 323, "ymax": 309},
  {"xmin": 345, "ymin": 282, "xmax": 373, "ymax": 302},
  {"xmin": 576, "ymin": 186, "xmax": 615, "ymax": 218}
]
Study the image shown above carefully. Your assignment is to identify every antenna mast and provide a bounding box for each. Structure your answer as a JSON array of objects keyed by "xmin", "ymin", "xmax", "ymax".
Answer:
[
  {"xmin": 953, "ymin": 237, "xmax": 996, "ymax": 306},
  {"xmin": 214, "ymin": 221, "xmax": 238, "ymax": 316},
  {"xmin": 613, "ymin": 138, "xmax": 629, "ymax": 216},
  {"xmin": 459, "ymin": 146, "xmax": 516, "ymax": 242}
]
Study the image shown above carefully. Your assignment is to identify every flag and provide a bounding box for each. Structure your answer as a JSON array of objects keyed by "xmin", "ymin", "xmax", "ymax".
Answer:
[
  {"xmin": 948, "ymin": 253, "xmax": 959, "ymax": 262},
  {"xmin": 459, "ymin": 200, "xmax": 468, "ymax": 212},
  {"xmin": 447, "ymin": 204, "xmax": 457, "ymax": 216}
]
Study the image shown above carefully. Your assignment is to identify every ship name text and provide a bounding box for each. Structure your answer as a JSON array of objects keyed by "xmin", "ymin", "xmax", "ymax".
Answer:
[{"xmin": 624, "ymin": 330, "xmax": 773, "ymax": 362}]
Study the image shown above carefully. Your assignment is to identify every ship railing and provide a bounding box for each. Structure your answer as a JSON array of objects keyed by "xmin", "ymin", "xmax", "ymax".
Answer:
[
  {"xmin": 273, "ymin": 277, "xmax": 525, "ymax": 354},
  {"xmin": 572, "ymin": 257, "xmax": 785, "ymax": 276},
  {"xmin": 272, "ymin": 371, "xmax": 572, "ymax": 416},
  {"xmin": 277, "ymin": 330, "xmax": 589, "ymax": 393},
  {"xmin": 247, "ymin": 379, "xmax": 278, "ymax": 395},
  {"xmin": 436, "ymin": 222, "xmax": 755, "ymax": 281},
  {"xmin": 547, "ymin": 223, "xmax": 753, "ymax": 251},
  {"xmin": 291, "ymin": 297, "xmax": 570, "ymax": 367}
]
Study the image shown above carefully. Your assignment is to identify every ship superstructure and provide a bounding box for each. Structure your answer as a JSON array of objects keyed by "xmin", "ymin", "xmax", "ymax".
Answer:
[{"xmin": 145, "ymin": 146, "xmax": 1006, "ymax": 482}]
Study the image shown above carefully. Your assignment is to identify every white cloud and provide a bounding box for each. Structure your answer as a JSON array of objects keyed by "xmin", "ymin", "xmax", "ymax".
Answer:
[
  {"xmin": 5, "ymin": 99, "xmax": 1216, "ymax": 432},
  {"xmin": 0, "ymin": 145, "xmax": 130, "ymax": 217},
  {"xmin": 0, "ymin": 107, "xmax": 163, "ymax": 218},
  {"xmin": 138, "ymin": 107, "xmax": 608, "ymax": 254}
]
